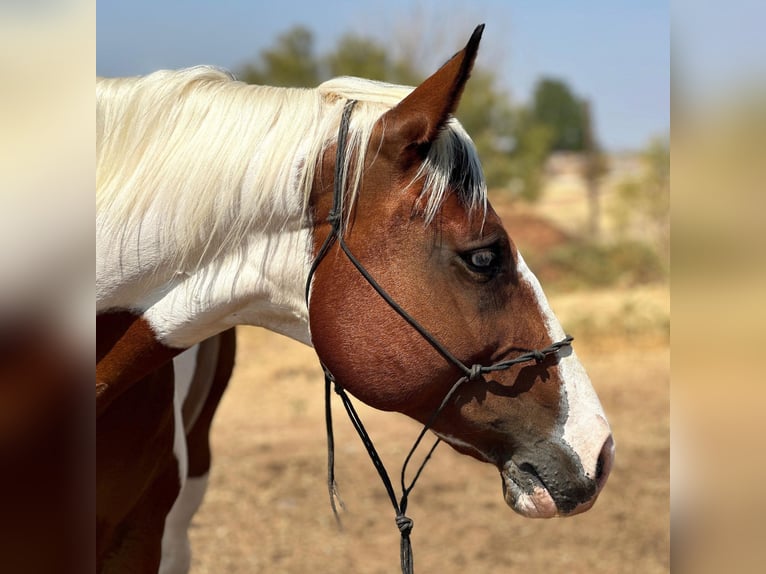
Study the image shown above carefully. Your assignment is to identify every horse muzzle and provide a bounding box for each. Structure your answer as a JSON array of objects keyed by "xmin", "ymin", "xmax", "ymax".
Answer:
[{"xmin": 500, "ymin": 433, "xmax": 615, "ymax": 518}]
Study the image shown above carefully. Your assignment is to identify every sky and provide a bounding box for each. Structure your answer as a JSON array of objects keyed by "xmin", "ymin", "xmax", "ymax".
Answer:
[
  {"xmin": 97, "ymin": 0, "xmax": 670, "ymax": 152},
  {"xmin": 672, "ymin": 0, "xmax": 766, "ymax": 109}
]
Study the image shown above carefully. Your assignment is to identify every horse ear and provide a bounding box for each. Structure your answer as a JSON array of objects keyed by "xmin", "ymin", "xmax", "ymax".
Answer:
[{"xmin": 380, "ymin": 24, "xmax": 484, "ymax": 152}]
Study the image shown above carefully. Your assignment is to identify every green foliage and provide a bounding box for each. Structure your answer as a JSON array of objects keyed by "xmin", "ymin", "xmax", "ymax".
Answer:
[
  {"xmin": 504, "ymin": 79, "xmax": 596, "ymax": 202},
  {"xmin": 531, "ymin": 78, "xmax": 588, "ymax": 152},
  {"xmin": 456, "ymin": 69, "xmax": 516, "ymax": 190},
  {"xmin": 505, "ymin": 108, "xmax": 555, "ymax": 201},
  {"xmin": 325, "ymin": 34, "xmax": 391, "ymax": 81},
  {"xmin": 239, "ymin": 26, "xmax": 320, "ymax": 87},
  {"xmin": 325, "ymin": 33, "xmax": 421, "ymax": 85}
]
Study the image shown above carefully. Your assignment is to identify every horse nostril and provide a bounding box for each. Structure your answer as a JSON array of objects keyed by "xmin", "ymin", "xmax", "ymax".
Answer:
[
  {"xmin": 595, "ymin": 451, "xmax": 604, "ymax": 480},
  {"xmin": 595, "ymin": 434, "xmax": 615, "ymax": 488}
]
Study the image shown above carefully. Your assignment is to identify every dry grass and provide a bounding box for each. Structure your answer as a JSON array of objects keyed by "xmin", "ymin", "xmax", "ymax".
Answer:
[
  {"xmin": 189, "ymin": 291, "xmax": 669, "ymax": 573},
  {"xmin": 552, "ymin": 285, "xmax": 669, "ymax": 349}
]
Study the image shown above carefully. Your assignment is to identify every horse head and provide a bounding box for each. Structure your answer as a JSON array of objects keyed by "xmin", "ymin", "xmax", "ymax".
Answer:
[{"xmin": 308, "ymin": 25, "xmax": 613, "ymax": 519}]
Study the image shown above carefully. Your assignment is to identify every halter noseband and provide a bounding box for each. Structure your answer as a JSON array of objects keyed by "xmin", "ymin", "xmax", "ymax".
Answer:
[{"xmin": 305, "ymin": 100, "xmax": 573, "ymax": 574}]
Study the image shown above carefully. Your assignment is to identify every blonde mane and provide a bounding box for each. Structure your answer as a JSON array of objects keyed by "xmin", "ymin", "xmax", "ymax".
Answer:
[{"xmin": 97, "ymin": 66, "xmax": 486, "ymax": 273}]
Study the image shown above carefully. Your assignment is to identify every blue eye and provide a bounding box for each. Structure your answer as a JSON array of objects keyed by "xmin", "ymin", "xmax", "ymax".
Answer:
[
  {"xmin": 463, "ymin": 248, "xmax": 499, "ymax": 274},
  {"xmin": 470, "ymin": 250, "xmax": 496, "ymax": 268}
]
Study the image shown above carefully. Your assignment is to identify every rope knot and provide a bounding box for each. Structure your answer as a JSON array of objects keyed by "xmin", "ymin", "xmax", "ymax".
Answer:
[
  {"xmin": 532, "ymin": 350, "xmax": 546, "ymax": 364},
  {"xmin": 327, "ymin": 210, "xmax": 342, "ymax": 229},
  {"xmin": 468, "ymin": 364, "xmax": 483, "ymax": 381},
  {"xmin": 395, "ymin": 515, "xmax": 414, "ymax": 536}
]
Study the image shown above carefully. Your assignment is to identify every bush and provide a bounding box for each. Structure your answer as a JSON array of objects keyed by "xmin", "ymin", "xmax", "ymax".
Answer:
[{"xmin": 547, "ymin": 239, "xmax": 666, "ymax": 289}]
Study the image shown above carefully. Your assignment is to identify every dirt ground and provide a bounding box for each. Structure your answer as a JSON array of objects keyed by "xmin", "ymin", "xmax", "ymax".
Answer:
[{"xmin": 189, "ymin": 319, "xmax": 669, "ymax": 573}]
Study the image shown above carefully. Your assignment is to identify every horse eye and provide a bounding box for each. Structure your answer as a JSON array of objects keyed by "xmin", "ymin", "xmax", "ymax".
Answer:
[{"xmin": 465, "ymin": 249, "xmax": 498, "ymax": 272}]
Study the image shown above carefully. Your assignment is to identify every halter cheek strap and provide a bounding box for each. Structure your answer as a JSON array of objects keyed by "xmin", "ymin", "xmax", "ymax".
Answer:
[{"xmin": 306, "ymin": 99, "xmax": 573, "ymax": 574}]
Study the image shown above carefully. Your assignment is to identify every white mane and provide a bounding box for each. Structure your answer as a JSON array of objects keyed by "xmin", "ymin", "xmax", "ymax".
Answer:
[{"xmin": 96, "ymin": 66, "xmax": 486, "ymax": 274}]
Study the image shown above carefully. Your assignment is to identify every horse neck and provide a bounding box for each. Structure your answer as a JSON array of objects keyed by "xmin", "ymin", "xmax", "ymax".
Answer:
[
  {"xmin": 96, "ymin": 87, "xmax": 316, "ymax": 349},
  {"xmin": 142, "ymin": 209, "xmax": 314, "ymax": 350},
  {"xmin": 98, "ymin": 190, "xmax": 313, "ymax": 350}
]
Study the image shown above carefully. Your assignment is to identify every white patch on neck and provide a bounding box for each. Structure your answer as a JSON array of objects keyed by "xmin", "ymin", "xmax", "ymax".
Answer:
[
  {"xmin": 97, "ymin": 147, "xmax": 315, "ymax": 349},
  {"xmin": 139, "ymin": 225, "xmax": 314, "ymax": 348},
  {"xmin": 516, "ymin": 254, "xmax": 610, "ymax": 479}
]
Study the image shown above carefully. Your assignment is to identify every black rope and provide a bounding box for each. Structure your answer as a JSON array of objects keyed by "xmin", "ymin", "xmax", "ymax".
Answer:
[
  {"xmin": 323, "ymin": 368, "xmax": 344, "ymax": 526},
  {"xmin": 306, "ymin": 99, "xmax": 574, "ymax": 574},
  {"xmin": 331, "ymin": 382, "xmax": 422, "ymax": 574},
  {"xmin": 338, "ymin": 237, "xmax": 471, "ymax": 374}
]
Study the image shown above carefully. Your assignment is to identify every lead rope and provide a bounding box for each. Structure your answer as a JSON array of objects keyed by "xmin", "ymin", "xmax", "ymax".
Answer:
[{"xmin": 307, "ymin": 100, "xmax": 573, "ymax": 574}]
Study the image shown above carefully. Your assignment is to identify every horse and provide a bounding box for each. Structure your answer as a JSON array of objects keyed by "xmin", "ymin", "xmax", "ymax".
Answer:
[{"xmin": 96, "ymin": 25, "xmax": 614, "ymax": 573}]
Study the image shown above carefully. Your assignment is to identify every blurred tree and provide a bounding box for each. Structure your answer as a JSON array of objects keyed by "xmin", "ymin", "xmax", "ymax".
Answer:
[
  {"xmin": 239, "ymin": 26, "xmax": 320, "ymax": 87},
  {"xmin": 326, "ymin": 34, "xmax": 390, "ymax": 80},
  {"xmin": 456, "ymin": 69, "xmax": 516, "ymax": 190},
  {"xmin": 512, "ymin": 77, "xmax": 605, "ymax": 207},
  {"xmin": 610, "ymin": 136, "xmax": 670, "ymax": 259},
  {"xmin": 531, "ymin": 78, "xmax": 588, "ymax": 151},
  {"xmin": 238, "ymin": 26, "xmax": 601, "ymax": 197},
  {"xmin": 506, "ymin": 108, "xmax": 555, "ymax": 202},
  {"xmin": 581, "ymin": 100, "xmax": 609, "ymax": 239},
  {"xmin": 324, "ymin": 33, "xmax": 421, "ymax": 85}
]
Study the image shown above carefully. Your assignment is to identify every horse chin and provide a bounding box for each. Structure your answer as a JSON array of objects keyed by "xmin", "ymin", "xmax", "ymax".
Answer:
[{"xmin": 500, "ymin": 462, "xmax": 560, "ymax": 519}]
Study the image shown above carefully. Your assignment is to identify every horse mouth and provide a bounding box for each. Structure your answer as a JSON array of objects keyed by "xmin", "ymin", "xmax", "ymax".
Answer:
[{"xmin": 500, "ymin": 461, "xmax": 560, "ymax": 518}]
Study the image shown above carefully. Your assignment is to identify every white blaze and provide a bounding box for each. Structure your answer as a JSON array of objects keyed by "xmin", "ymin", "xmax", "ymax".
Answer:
[{"xmin": 516, "ymin": 254, "xmax": 611, "ymax": 479}]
